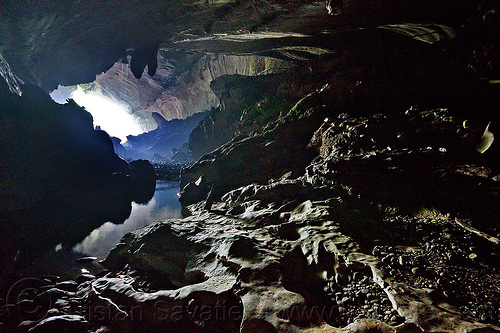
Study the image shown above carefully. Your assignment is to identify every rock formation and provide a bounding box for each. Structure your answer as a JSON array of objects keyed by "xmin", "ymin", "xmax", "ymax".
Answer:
[
  {"xmin": 73, "ymin": 52, "xmax": 291, "ymax": 132},
  {"xmin": 3, "ymin": 102, "xmax": 499, "ymax": 330},
  {"xmin": 115, "ymin": 111, "xmax": 209, "ymax": 162},
  {"xmin": 1, "ymin": 1, "xmax": 500, "ymax": 333},
  {"xmin": 0, "ymin": 78, "xmax": 156, "ymax": 269}
]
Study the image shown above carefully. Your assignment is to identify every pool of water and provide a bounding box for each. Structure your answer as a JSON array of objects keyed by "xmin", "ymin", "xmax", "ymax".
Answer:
[
  {"xmin": 73, "ymin": 180, "xmax": 182, "ymax": 259},
  {"xmin": 21, "ymin": 181, "xmax": 182, "ymax": 278}
]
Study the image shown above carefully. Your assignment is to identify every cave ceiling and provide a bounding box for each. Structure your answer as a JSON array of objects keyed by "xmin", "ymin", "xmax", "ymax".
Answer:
[{"xmin": 0, "ymin": 0, "xmax": 481, "ymax": 92}]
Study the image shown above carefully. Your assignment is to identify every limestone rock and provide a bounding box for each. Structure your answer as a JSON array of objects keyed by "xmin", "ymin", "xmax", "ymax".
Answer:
[
  {"xmin": 118, "ymin": 111, "xmax": 208, "ymax": 162},
  {"xmin": 102, "ymin": 221, "xmax": 209, "ymax": 289},
  {"xmin": 102, "ymin": 104, "xmax": 500, "ymax": 332},
  {"xmin": 128, "ymin": 159, "xmax": 156, "ymax": 204},
  {"xmin": 2, "ymin": 3, "xmax": 500, "ymax": 333},
  {"xmin": 99, "ymin": 175, "xmax": 500, "ymax": 332},
  {"xmin": 179, "ymin": 82, "xmax": 333, "ymax": 204}
]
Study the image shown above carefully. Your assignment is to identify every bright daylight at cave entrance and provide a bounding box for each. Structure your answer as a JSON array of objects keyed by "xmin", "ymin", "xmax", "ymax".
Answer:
[{"xmin": 51, "ymin": 86, "xmax": 143, "ymax": 143}]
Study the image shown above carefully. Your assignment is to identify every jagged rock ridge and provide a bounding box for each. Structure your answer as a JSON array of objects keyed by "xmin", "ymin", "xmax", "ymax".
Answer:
[
  {"xmin": 74, "ymin": 51, "xmax": 291, "ymax": 132},
  {"xmin": 114, "ymin": 111, "xmax": 209, "ymax": 162}
]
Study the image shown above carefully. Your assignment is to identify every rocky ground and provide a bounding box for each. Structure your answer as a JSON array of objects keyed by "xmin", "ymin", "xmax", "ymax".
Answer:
[
  {"xmin": 1, "ymin": 2, "xmax": 500, "ymax": 332},
  {"xmin": 1, "ymin": 102, "xmax": 499, "ymax": 332}
]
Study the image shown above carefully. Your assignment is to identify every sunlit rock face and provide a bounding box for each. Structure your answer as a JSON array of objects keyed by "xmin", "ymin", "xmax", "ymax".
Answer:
[{"xmin": 75, "ymin": 52, "xmax": 291, "ymax": 132}]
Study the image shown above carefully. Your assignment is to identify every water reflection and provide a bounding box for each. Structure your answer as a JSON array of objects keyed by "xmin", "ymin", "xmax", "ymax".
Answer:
[{"xmin": 73, "ymin": 181, "xmax": 182, "ymax": 259}]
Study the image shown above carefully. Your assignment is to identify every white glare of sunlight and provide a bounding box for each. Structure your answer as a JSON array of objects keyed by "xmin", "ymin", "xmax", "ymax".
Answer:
[{"xmin": 71, "ymin": 89, "xmax": 143, "ymax": 142}]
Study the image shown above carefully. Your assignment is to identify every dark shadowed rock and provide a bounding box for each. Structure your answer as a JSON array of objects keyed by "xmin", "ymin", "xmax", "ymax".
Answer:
[
  {"xmin": 54, "ymin": 280, "xmax": 78, "ymax": 292},
  {"xmin": 179, "ymin": 175, "xmax": 213, "ymax": 206},
  {"xmin": 227, "ymin": 236, "xmax": 258, "ymax": 259},
  {"xmin": 28, "ymin": 315, "xmax": 89, "ymax": 333},
  {"xmin": 128, "ymin": 159, "xmax": 156, "ymax": 204},
  {"xmin": 102, "ymin": 221, "xmax": 208, "ymax": 289},
  {"xmin": 0, "ymin": 81, "xmax": 159, "ymax": 269},
  {"xmin": 180, "ymin": 83, "xmax": 332, "ymax": 205},
  {"xmin": 130, "ymin": 45, "xmax": 158, "ymax": 79},
  {"xmin": 0, "ymin": 0, "xmax": 484, "ymax": 91}
]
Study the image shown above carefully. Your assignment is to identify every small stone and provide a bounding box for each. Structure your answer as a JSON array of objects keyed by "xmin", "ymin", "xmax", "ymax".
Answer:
[
  {"xmin": 74, "ymin": 274, "xmax": 95, "ymax": 285},
  {"xmin": 46, "ymin": 308, "xmax": 61, "ymax": 317},
  {"xmin": 469, "ymin": 253, "xmax": 477, "ymax": 259},
  {"xmin": 382, "ymin": 255, "xmax": 392, "ymax": 264},
  {"xmin": 338, "ymin": 306, "xmax": 346, "ymax": 314},
  {"xmin": 55, "ymin": 299, "xmax": 69, "ymax": 308},
  {"xmin": 339, "ymin": 297, "xmax": 350, "ymax": 306},
  {"xmin": 18, "ymin": 320, "xmax": 37, "ymax": 330},
  {"xmin": 55, "ymin": 281, "xmax": 78, "ymax": 292},
  {"xmin": 74, "ymin": 256, "xmax": 98, "ymax": 263}
]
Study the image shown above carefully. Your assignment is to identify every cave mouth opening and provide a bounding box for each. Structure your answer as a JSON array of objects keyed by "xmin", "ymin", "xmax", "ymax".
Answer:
[{"xmin": 50, "ymin": 85, "xmax": 144, "ymax": 143}]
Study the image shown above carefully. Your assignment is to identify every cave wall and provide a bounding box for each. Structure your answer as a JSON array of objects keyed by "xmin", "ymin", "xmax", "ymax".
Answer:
[
  {"xmin": 0, "ymin": 76, "xmax": 155, "ymax": 267},
  {"xmin": 76, "ymin": 51, "xmax": 291, "ymax": 132},
  {"xmin": 0, "ymin": 0, "xmax": 482, "ymax": 93}
]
